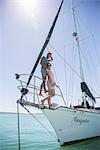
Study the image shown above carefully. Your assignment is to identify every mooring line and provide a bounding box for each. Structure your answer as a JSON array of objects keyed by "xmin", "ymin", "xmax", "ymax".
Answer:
[
  {"xmin": 17, "ymin": 103, "xmax": 21, "ymax": 150},
  {"xmin": 22, "ymin": 105, "xmax": 57, "ymax": 140}
]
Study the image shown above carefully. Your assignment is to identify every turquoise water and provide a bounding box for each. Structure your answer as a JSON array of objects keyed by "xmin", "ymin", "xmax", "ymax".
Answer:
[{"xmin": 0, "ymin": 114, "xmax": 100, "ymax": 150}]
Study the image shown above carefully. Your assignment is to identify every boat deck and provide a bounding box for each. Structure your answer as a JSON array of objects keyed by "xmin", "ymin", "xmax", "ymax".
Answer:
[{"xmin": 18, "ymin": 100, "xmax": 100, "ymax": 114}]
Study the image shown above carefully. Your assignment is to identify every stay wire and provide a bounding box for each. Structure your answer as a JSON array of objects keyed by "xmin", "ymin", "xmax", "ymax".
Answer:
[
  {"xmin": 62, "ymin": 9, "xmax": 69, "ymax": 105},
  {"xmin": 74, "ymin": 11, "xmax": 94, "ymax": 79},
  {"xmin": 75, "ymin": 11, "xmax": 100, "ymax": 92},
  {"xmin": 75, "ymin": 10, "xmax": 100, "ymax": 68},
  {"xmin": 17, "ymin": 103, "xmax": 21, "ymax": 150},
  {"xmin": 48, "ymin": 43, "xmax": 81, "ymax": 79},
  {"xmin": 21, "ymin": 105, "xmax": 57, "ymax": 141},
  {"xmin": 70, "ymin": 40, "xmax": 74, "ymax": 107},
  {"xmin": 63, "ymin": 45, "xmax": 68, "ymax": 105}
]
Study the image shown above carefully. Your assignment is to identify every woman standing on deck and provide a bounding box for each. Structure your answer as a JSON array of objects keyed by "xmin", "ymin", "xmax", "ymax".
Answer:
[
  {"xmin": 39, "ymin": 52, "xmax": 53, "ymax": 96},
  {"xmin": 41, "ymin": 63, "xmax": 56, "ymax": 108}
]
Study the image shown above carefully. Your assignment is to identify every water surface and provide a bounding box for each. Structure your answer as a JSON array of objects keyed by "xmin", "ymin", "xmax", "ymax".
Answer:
[{"xmin": 0, "ymin": 114, "xmax": 100, "ymax": 150}]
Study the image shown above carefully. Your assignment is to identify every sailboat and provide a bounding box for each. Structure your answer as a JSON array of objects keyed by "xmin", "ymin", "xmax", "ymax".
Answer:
[{"xmin": 16, "ymin": 0, "xmax": 100, "ymax": 147}]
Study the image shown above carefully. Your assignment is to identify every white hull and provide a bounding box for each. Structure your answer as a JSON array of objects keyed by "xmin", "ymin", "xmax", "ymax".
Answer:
[{"xmin": 42, "ymin": 107, "xmax": 100, "ymax": 145}]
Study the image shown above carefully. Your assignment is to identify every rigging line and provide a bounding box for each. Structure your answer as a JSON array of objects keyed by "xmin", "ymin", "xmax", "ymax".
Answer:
[
  {"xmin": 36, "ymin": 88, "xmax": 40, "ymax": 105},
  {"xmin": 69, "ymin": 34, "xmax": 76, "ymax": 106},
  {"xmin": 91, "ymin": 34, "xmax": 100, "ymax": 68},
  {"xmin": 61, "ymin": 10, "xmax": 69, "ymax": 104},
  {"xmin": 21, "ymin": 105, "xmax": 57, "ymax": 141},
  {"xmin": 70, "ymin": 1, "xmax": 84, "ymax": 82},
  {"xmin": 72, "ymin": 1, "xmax": 82, "ymax": 9},
  {"xmin": 80, "ymin": 39, "xmax": 100, "ymax": 90},
  {"xmin": 90, "ymin": 88, "xmax": 100, "ymax": 97},
  {"xmin": 74, "ymin": 11, "xmax": 95, "ymax": 79},
  {"xmin": 63, "ymin": 45, "xmax": 68, "ymax": 105},
  {"xmin": 17, "ymin": 103, "xmax": 21, "ymax": 150},
  {"xmin": 63, "ymin": 35, "xmax": 92, "ymax": 51},
  {"xmin": 75, "ymin": 10, "xmax": 100, "ymax": 68},
  {"xmin": 61, "ymin": 1, "xmax": 82, "ymax": 15},
  {"xmin": 57, "ymin": 86, "xmax": 67, "ymax": 106},
  {"xmin": 74, "ymin": 11, "xmax": 91, "ymax": 42},
  {"xmin": 79, "ymin": 45, "xmax": 100, "ymax": 92},
  {"xmin": 74, "ymin": 11, "xmax": 100, "ymax": 91},
  {"xmin": 70, "ymin": 40, "xmax": 74, "ymax": 106},
  {"xmin": 49, "ymin": 43, "xmax": 81, "ymax": 79},
  {"xmin": 78, "ymin": 35, "xmax": 93, "ymax": 43},
  {"xmin": 61, "ymin": 36, "xmax": 90, "ymax": 52}
]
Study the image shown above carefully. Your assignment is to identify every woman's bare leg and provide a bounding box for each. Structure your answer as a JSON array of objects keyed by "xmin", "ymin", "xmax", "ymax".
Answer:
[
  {"xmin": 47, "ymin": 96, "xmax": 51, "ymax": 107},
  {"xmin": 41, "ymin": 96, "xmax": 49, "ymax": 104}
]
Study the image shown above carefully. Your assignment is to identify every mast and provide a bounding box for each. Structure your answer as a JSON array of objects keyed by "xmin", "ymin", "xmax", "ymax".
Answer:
[
  {"xmin": 70, "ymin": 0, "xmax": 95, "ymax": 104},
  {"xmin": 70, "ymin": 0, "xmax": 84, "ymax": 82}
]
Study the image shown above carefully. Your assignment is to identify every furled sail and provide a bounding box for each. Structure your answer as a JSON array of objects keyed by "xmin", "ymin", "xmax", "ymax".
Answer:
[
  {"xmin": 81, "ymin": 82, "xmax": 95, "ymax": 101},
  {"xmin": 27, "ymin": 0, "xmax": 64, "ymax": 86}
]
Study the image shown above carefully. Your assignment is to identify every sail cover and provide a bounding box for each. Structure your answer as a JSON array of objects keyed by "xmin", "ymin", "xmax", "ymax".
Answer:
[
  {"xmin": 27, "ymin": 0, "xmax": 64, "ymax": 86},
  {"xmin": 81, "ymin": 82, "xmax": 95, "ymax": 101}
]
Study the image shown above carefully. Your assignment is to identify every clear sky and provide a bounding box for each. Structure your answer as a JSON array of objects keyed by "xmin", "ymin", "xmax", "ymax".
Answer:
[{"xmin": 0, "ymin": 0, "xmax": 100, "ymax": 113}]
